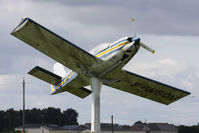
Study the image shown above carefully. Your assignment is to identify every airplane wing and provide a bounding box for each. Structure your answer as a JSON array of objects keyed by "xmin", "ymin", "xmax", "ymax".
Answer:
[
  {"xmin": 103, "ymin": 69, "xmax": 190, "ymax": 105},
  {"xmin": 28, "ymin": 66, "xmax": 91, "ymax": 98},
  {"xmin": 11, "ymin": 18, "xmax": 102, "ymax": 73}
]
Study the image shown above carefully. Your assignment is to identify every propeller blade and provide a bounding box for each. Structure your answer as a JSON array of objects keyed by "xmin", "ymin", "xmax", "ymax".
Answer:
[{"xmin": 140, "ymin": 42, "xmax": 155, "ymax": 54}]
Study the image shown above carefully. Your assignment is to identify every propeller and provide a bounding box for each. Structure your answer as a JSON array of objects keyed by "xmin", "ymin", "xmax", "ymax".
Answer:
[
  {"xmin": 140, "ymin": 42, "xmax": 155, "ymax": 54},
  {"xmin": 131, "ymin": 18, "xmax": 155, "ymax": 54}
]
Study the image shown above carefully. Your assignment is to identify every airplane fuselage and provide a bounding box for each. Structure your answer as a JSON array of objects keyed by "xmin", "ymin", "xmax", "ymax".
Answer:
[
  {"xmin": 54, "ymin": 37, "xmax": 140, "ymax": 91},
  {"xmin": 89, "ymin": 37, "xmax": 140, "ymax": 77}
]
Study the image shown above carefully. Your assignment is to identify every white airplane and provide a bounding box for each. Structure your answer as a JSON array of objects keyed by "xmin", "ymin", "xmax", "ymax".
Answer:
[{"xmin": 11, "ymin": 18, "xmax": 190, "ymax": 105}]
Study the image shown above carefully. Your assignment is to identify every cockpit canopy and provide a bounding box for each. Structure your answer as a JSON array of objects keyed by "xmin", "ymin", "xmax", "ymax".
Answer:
[{"xmin": 90, "ymin": 43, "xmax": 110, "ymax": 55}]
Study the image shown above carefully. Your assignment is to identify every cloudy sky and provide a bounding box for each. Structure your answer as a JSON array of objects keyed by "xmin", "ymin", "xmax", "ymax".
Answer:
[{"xmin": 0, "ymin": 0, "xmax": 199, "ymax": 126}]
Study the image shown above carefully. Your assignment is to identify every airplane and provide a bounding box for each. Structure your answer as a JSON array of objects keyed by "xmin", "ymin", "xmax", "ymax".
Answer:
[{"xmin": 11, "ymin": 18, "xmax": 190, "ymax": 105}]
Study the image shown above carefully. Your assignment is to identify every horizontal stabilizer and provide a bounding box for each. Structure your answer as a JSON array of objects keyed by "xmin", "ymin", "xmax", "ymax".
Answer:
[
  {"xmin": 52, "ymin": 86, "xmax": 91, "ymax": 98},
  {"xmin": 51, "ymin": 72, "xmax": 92, "ymax": 98},
  {"xmin": 28, "ymin": 66, "xmax": 62, "ymax": 85}
]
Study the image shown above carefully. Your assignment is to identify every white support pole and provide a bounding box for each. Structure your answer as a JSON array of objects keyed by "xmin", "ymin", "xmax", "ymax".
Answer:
[{"xmin": 91, "ymin": 77, "xmax": 102, "ymax": 133}]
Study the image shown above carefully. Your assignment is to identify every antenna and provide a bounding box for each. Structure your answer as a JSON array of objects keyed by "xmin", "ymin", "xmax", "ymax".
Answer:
[
  {"xmin": 111, "ymin": 115, "xmax": 114, "ymax": 133},
  {"xmin": 131, "ymin": 18, "xmax": 136, "ymax": 37},
  {"xmin": 22, "ymin": 77, "xmax": 25, "ymax": 133}
]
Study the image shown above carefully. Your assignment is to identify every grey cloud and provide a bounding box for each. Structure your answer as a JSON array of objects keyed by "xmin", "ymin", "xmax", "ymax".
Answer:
[
  {"xmin": 0, "ymin": 0, "xmax": 199, "ymax": 125},
  {"xmin": 34, "ymin": 0, "xmax": 199, "ymax": 36}
]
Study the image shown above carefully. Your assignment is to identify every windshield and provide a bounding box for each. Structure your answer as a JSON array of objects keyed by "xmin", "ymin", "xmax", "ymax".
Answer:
[{"xmin": 89, "ymin": 43, "xmax": 110, "ymax": 55}]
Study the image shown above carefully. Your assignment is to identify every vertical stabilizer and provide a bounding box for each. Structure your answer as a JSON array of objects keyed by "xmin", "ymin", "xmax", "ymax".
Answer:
[
  {"xmin": 51, "ymin": 84, "xmax": 56, "ymax": 93},
  {"xmin": 53, "ymin": 62, "xmax": 67, "ymax": 78}
]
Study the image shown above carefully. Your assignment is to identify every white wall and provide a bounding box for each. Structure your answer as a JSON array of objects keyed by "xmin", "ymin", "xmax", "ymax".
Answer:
[
  {"xmin": 27, "ymin": 128, "xmax": 41, "ymax": 133},
  {"xmin": 149, "ymin": 131, "xmax": 177, "ymax": 133}
]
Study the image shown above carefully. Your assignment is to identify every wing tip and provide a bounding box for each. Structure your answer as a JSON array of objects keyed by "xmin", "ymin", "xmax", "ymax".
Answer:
[{"xmin": 11, "ymin": 17, "xmax": 32, "ymax": 35}]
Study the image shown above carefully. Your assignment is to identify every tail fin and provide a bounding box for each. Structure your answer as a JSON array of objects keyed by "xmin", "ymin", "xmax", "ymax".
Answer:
[
  {"xmin": 53, "ymin": 62, "xmax": 67, "ymax": 78},
  {"xmin": 51, "ymin": 62, "xmax": 67, "ymax": 94},
  {"xmin": 51, "ymin": 84, "xmax": 56, "ymax": 93}
]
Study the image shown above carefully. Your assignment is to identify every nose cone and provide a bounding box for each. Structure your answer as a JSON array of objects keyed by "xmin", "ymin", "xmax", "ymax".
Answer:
[{"xmin": 132, "ymin": 37, "xmax": 140, "ymax": 45}]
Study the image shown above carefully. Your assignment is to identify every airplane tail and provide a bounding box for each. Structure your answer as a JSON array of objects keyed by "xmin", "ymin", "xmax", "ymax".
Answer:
[
  {"xmin": 28, "ymin": 66, "xmax": 62, "ymax": 94},
  {"xmin": 53, "ymin": 62, "xmax": 67, "ymax": 78},
  {"xmin": 50, "ymin": 62, "xmax": 67, "ymax": 93},
  {"xmin": 28, "ymin": 65, "xmax": 91, "ymax": 98},
  {"xmin": 51, "ymin": 84, "xmax": 56, "ymax": 94}
]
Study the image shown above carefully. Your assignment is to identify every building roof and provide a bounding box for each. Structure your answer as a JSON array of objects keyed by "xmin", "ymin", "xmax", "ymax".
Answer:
[
  {"xmin": 147, "ymin": 123, "xmax": 177, "ymax": 131},
  {"xmin": 16, "ymin": 122, "xmax": 178, "ymax": 132},
  {"xmin": 84, "ymin": 123, "xmax": 134, "ymax": 131},
  {"xmin": 58, "ymin": 125, "xmax": 87, "ymax": 131},
  {"xmin": 15, "ymin": 124, "xmax": 87, "ymax": 131},
  {"xmin": 132, "ymin": 124, "xmax": 145, "ymax": 130},
  {"xmin": 15, "ymin": 124, "xmax": 59, "ymax": 130},
  {"xmin": 133, "ymin": 123, "xmax": 178, "ymax": 131}
]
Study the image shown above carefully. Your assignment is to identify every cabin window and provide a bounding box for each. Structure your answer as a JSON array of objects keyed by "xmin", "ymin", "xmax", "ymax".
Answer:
[{"xmin": 89, "ymin": 43, "xmax": 110, "ymax": 55}]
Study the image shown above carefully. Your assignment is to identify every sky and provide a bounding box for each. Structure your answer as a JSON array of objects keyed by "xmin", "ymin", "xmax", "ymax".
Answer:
[{"xmin": 0, "ymin": 0, "xmax": 199, "ymax": 126}]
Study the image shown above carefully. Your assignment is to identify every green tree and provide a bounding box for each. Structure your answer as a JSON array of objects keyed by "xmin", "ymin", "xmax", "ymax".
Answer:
[
  {"xmin": 5, "ymin": 109, "xmax": 18, "ymax": 130},
  {"xmin": 133, "ymin": 120, "xmax": 143, "ymax": 125},
  {"xmin": 0, "ymin": 107, "xmax": 79, "ymax": 132},
  {"xmin": 0, "ymin": 110, "xmax": 6, "ymax": 132},
  {"xmin": 178, "ymin": 125, "xmax": 199, "ymax": 133},
  {"xmin": 42, "ymin": 107, "xmax": 63, "ymax": 125},
  {"xmin": 62, "ymin": 108, "xmax": 79, "ymax": 125},
  {"xmin": 25, "ymin": 108, "xmax": 42, "ymax": 124}
]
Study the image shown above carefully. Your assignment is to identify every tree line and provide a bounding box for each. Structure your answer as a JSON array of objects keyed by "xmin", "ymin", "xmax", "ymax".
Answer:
[
  {"xmin": 1, "ymin": 108, "xmax": 199, "ymax": 133},
  {"xmin": 178, "ymin": 124, "xmax": 199, "ymax": 133},
  {"xmin": 0, "ymin": 107, "xmax": 78, "ymax": 132}
]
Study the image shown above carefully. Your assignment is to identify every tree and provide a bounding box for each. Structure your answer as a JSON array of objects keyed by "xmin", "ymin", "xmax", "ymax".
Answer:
[
  {"xmin": 178, "ymin": 125, "xmax": 199, "ymax": 133},
  {"xmin": 62, "ymin": 108, "xmax": 79, "ymax": 125},
  {"xmin": 42, "ymin": 107, "xmax": 63, "ymax": 125},
  {"xmin": 133, "ymin": 120, "xmax": 143, "ymax": 125},
  {"xmin": 0, "ymin": 110, "xmax": 6, "ymax": 132},
  {"xmin": 25, "ymin": 108, "xmax": 42, "ymax": 124},
  {"xmin": 5, "ymin": 109, "xmax": 18, "ymax": 130},
  {"xmin": 0, "ymin": 107, "xmax": 79, "ymax": 132}
]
